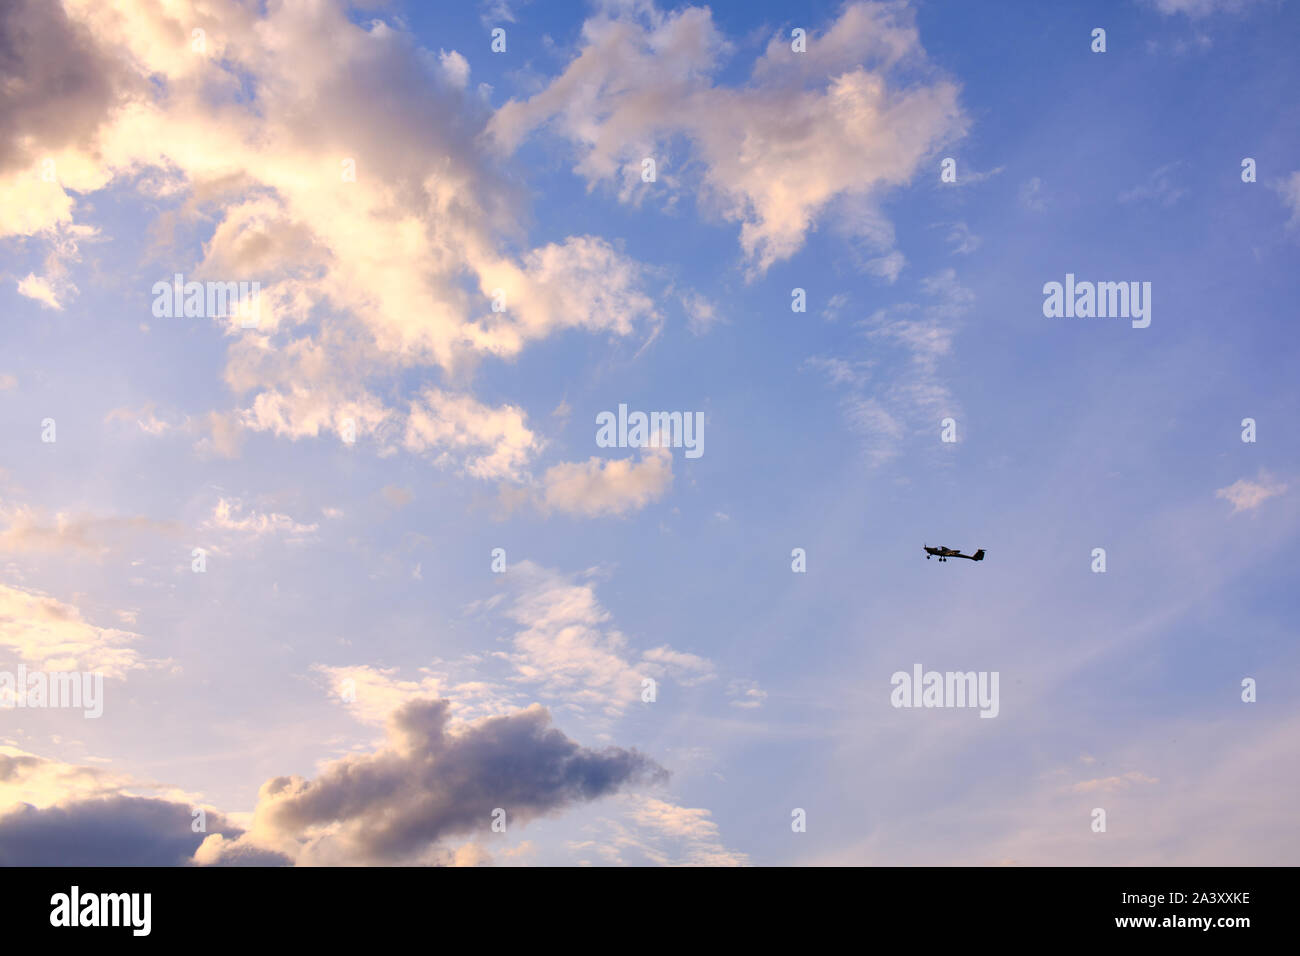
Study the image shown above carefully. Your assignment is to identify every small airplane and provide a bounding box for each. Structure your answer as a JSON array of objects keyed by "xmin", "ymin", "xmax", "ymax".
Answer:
[{"xmin": 924, "ymin": 545, "xmax": 986, "ymax": 563}]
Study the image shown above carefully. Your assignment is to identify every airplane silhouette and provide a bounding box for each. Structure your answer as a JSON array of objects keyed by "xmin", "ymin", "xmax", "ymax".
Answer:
[{"xmin": 923, "ymin": 545, "xmax": 986, "ymax": 563}]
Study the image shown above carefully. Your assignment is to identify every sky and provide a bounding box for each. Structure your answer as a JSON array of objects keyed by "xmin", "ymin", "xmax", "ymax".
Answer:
[{"xmin": 0, "ymin": 0, "xmax": 1297, "ymax": 866}]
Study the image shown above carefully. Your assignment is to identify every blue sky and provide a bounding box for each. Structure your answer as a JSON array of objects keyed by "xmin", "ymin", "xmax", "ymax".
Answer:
[{"xmin": 0, "ymin": 0, "xmax": 1297, "ymax": 865}]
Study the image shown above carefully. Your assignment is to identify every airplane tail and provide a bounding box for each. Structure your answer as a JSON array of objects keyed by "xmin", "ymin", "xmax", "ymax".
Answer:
[{"xmin": 972, "ymin": 549, "xmax": 985, "ymax": 561}]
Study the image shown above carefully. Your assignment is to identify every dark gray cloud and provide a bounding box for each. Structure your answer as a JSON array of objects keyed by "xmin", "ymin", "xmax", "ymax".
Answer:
[
  {"xmin": 254, "ymin": 699, "xmax": 666, "ymax": 863},
  {"xmin": 0, "ymin": 0, "xmax": 136, "ymax": 173},
  {"xmin": 0, "ymin": 795, "xmax": 246, "ymax": 867},
  {"xmin": 0, "ymin": 700, "xmax": 660, "ymax": 865}
]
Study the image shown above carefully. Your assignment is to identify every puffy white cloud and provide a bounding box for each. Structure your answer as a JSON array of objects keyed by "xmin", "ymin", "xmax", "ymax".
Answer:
[
  {"xmin": 4, "ymin": 0, "xmax": 669, "ymax": 511},
  {"xmin": 15, "ymin": 274, "xmax": 63, "ymax": 310},
  {"xmin": 467, "ymin": 236, "xmax": 661, "ymax": 358},
  {"xmin": 237, "ymin": 384, "xmax": 394, "ymax": 445},
  {"xmin": 404, "ymin": 389, "xmax": 540, "ymax": 482},
  {"xmin": 537, "ymin": 448, "xmax": 673, "ymax": 517},
  {"xmin": 489, "ymin": 1, "xmax": 966, "ymax": 275},
  {"xmin": 0, "ymin": 748, "xmax": 162, "ymax": 811},
  {"xmin": 437, "ymin": 49, "xmax": 471, "ymax": 89},
  {"xmin": 0, "ymin": 584, "xmax": 164, "ymax": 678}
]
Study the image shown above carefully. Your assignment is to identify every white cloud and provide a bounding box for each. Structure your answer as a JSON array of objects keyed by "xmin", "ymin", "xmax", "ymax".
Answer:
[
  {"xmin": 489, "ymin": 1, "xmax": 966, "ymax": 275},
  {"xmin": 0, "ymin": 584, "xmax": 166, "ymax": 678},
  {"xmin": 403, "ymin": 388, "xmax": 540, "ymax": 482},
  {"xmin": 680, "ymin": 291, "xmax": 722, "ymax": 335},
  {"xmin": 500, "ymin": 561, "xmax": 710, "ymax": 716},
  {"xmin": 3, "ymin": 0, "xmax": 667, "ymax": 512},
  {"xmin": 1215, "ymin": 473, "xmax": 1288, "ymax": 513},
  {"xmin": 312, "ymin": 663, "xmax": 514, "ymax": 727},
  {"xmin": 0, "ymin": 747, "xmax": 196, "ymax": 813},
  {"xmin": 1149, "ymin": 0, "xmax": 1259, "ymax": 16},
  {"xmin": 726, "ymin": 678, "xmax": 767, "ymax": 709},
  {"xmin": 16, "ymin": 274, "xmax": 63, "ymax": 310},
  {"xmin": 203, "ymin": 498, "xmax": 318, "ymax": 537},
  {"xmin": 573, "ymin": 794, "xmax": 749, "ymax": 866},
  {"xmin": 479, "ymin": 0, "xmax": 524, "ymax": 27},
  {"xmin": 437, "ymin": 49, "xmax": 470, "ymax": 89},
  {"xmin": 536, "ymin": 448, "xmax": 673, "ymax": 518},
  {"xmin": 104, "ymin": 405, "xmax": 183, "ymax": 436},
  {"xmin": 641, "ymin": 645, "xmax": 716, "ymax": 686},
  {"xmin": 1069, "ymin": 771, "xmax": 1159, "ymax": 793},
  {"xmin": 12, "ymin": 222, "xmax": 96, "ymax": 309}
]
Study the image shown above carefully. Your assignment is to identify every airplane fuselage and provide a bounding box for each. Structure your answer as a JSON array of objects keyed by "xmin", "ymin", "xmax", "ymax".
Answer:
[{"xmin": 924, "ymin": 545, "xmax": 984, "ymax": 562}]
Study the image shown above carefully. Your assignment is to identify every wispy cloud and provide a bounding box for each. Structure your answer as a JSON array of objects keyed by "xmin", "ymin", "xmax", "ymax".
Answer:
[
  {"xmin": 203, "ymin": 498, "xmax": 318, "ymax": 538},
  {"xmin": 806, "ymin": 268, "xmax": 971, "ymax": 467},
  {"xmin": 1119, "ymin": 161, "xmax": 1186, "ymax": 206}
]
